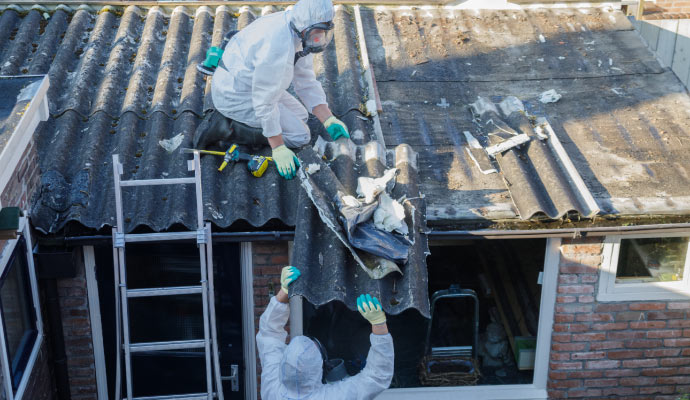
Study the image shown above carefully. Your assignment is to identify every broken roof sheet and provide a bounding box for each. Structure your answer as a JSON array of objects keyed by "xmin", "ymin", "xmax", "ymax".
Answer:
[{"xmin": 360, "ymin": 6, "xmax": 690, "ymax": 223}]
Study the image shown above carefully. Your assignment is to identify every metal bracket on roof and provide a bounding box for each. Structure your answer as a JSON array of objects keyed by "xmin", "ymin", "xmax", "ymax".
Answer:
[
  {"xmin": 114, "ymin": 232, "xmax": 125, "ymax": 248},
  {"xmin": 196, "ymin": 229, "xmax": 207, "ymax": 244}
]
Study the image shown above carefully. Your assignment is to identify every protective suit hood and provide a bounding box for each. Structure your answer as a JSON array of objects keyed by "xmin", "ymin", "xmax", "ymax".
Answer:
[
  {"xmin": 290, "ymin": 0, "xmax": 335, "ymax": 32},
  {"xmin": 279, "ymin": 336, "xmax": 324, "ymax": 398}
]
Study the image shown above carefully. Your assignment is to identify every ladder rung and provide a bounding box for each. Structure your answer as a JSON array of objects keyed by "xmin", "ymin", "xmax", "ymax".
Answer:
[
  {"xmin": 120, "ymin": 177, "xmax": 196, "ymax": 187},
  {"xmin": 132, "ymin": 394, "xmax": 211, "ymax": 400},
  {"xmin": 125, "ymin": 232, "xmax": 198, "ymax": 243},
  {"xmin": 130, "ymin": 340, "xmax": 206, "ymax": 352},
  {"xmin": 127, "ymin": 286, "xmax": 203, "ymax": 298}
]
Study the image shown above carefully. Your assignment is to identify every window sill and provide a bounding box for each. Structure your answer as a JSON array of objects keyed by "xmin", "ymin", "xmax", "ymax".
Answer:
[{"xmin": 378, "ymin": 384, "xmax": 547, "ymax": 399}]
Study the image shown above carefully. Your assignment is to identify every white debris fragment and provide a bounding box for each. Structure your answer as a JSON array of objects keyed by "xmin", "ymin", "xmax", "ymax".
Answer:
[
  {"xmin": 486, "ymin": 133, "xmax": 530, "ymax": 157},
  {"xmin": 499, "ymin": 96, "xmax": 524, "ymax": 116},
  {"xmin": 538, "ymin": 34, "xmax": 545, "ymax": 43},
  {"xmin": 161, "ymin": 172, "xmax": 169, "ymax": 177},
  {"xmin": 351, "ymin": 129, "xmax": 364, "ymax": 141},
  {"xmin": 85, "ymin": 163, "xmax": 91, "ymax": 167},
  {"xmin": 609, "ymin": 58, "xmax": 613, "ymax": 66},
  {"xmin": 584, "ymin": 41, "xmax": 595, "ymax": 45},
  {"xmin": 537, "ymin": 58, "xmax": 544, "ymax": 62},
  {"xmin": 598, "ymin": 60, "xmax": 602, "ymax": 67},
  {"xmin": 534, "ymin": 125, "xmax": 548, "ymax": 140},
  {"xmin": 342, "ymin": 195, "xmax": 361, "ymax": 208},
  {"xmin": 437, "ymin": 98, "xmax": 450, "ymax": 108},
  {"xmin": 463, "ymin": 131, "xmax": 482, "ymax": 149},
  {"xmin": 465, "ymin": 62, "xmax": 472, "ymax": 66},
  {"xmin": 411, "ymin": 70, "xmax": 417, "ymax": 77},
  {"xmin": 558, "ymin": 56, "xmax": 565, "ymax": 60},
  {"xmin": 374, "ymin": 193, "xmax": 408, "ymax": 235},
  {"xmin": 611, "ymin": 87, "xmax": 623, "ymax": 95},
  {"xmin": 365, "ymin": 99, "xmax": 378, "ymax": 116},
  {"xmin": 611, "ymin": 67, "xmax": 622, "ymax": 72},
  {"xmin": 306, "ymin": 163, "xmax": 321, "ymax": 175},
  {"xmin": 539, "ymin": 89, "xmax": 562, "ymax": 104},
  {"xmin": 357, "ymin": 168, "xmax": 398, "ymax": 204},
  {"xmin": 159, "ymin": 133, "xmax": 184, "ymax": 153}
]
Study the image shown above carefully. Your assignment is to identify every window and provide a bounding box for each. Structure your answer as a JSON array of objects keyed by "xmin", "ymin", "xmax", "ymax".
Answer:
[
  {"xmin": 0, "ymin": 217, "xmax": 43, "ymax": 400},
  {"xmin": 598, "ymin": 234, "xmax": 690, "ymax": 301}
]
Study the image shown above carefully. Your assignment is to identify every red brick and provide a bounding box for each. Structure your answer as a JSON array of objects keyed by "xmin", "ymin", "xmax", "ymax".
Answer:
[
  {"xmin": 638, "ymin": 386, "xmax": 676, "ymax": 395},
  {"xmin": 554, "ymin": 314, "xmax": 574, "ymax": 323},
  {"xmin": 596, "ymin": 303, "xmax": 629, "ymax": 312},
  {"xmin": 559, "ymin": 265, "xmax": 595, "ymax": 274},
  {"xmin": 566, "ymin": 388, "xmax": 603, "ymax": 398},
  {"xmin": 608, "ymin": 331, "xmax": 646, "ymax": 340},
  {"xmin": 575, "ymin": 313, "xmax": 613, "ymax": 322},
  {"xmin": 641, "ymin": 367, "xmax": 678, "ymax": 377},
  {"xmin": 573, "ymin": 332, "xmax": 606, "ymax": 341},
  {"xmin": 657, "ymin": 375, "xmax": 690, "ymax": 384},
  {"xmin": 547, "ymin": 389, "xmax": 566, "ymax": 399},
  {"xmin": 548, "ymin": 379, "xmax": 582, "ymax": 389},
  {"xmin": 648, "ymin": 311, "xmax": 685, "ymax": 320},
  {"xmin": 559, "ymin": 274, "xmax": 579, "ymax": 284},
  {"xmin": 590, "ymin": 341, "xmax": 624, "ymax": 350},
  {"xmin": 568, "ymin": 370, "xmax": 604, "ymax": 379},
  {"xmin": 557, "ymin": 295, "xmax": 577, "ymax": 303},
  {"xmin": 605, "ymin": 369, "xmax": 640, "ymax": 378},
  {"xmin": 608, "ymin": 350, "xmax": 644, "ymax": 359},
  {"xmin": 660, "ymin": 358, "xmax": 690, "ymax": 367},
  {"xmin": 620, "ymin": 376, "xmax": 656, "ymax": 386},
  {"xmin": 558, "ymin": 284, "xmax": 594, "ymax": 294},
  {"xmin": 554, "ymin": 323, "xmax": 590, "ymax": 332},
  {"xmin": 623, "ymin": 359, "xmax": 659, "ymax": 368},
  {"xmin": 668, "ymin": 301, "xmax": 690, "ymax": 310},
  {"xmin": 550, "ymin": 361, "xmax": 582, "ymax": 370},
  {"xmin": 602, "ymin": 387, "xmax": 639, "ymax": 396},
  {"xmin": 629, "ymin": 302, "xmax": 666, "ymax": 311},
  {"xmin": 664, "ymin": 338, "xmax": 690, "ymax": 347},
  {"xmin": 683, "ymin": 348, "xmax": 690, "ymax": 356},
  {"xmin": 551, "ymin": 352, "xmax": 571, "ymax": 361},
  {"xmin": 571, "ymin": 351, "xmax": 606, "ymax": 360},
  {"xmin": 648, "ymin": 330, "xmax": 682, "ymax": 338},
  {"xmin": 647, "ymin": 348, "xmax": 682, "ymax": 357},
  {"xmin": 668, "ymin": 319, "xmax": 690, "ymax": 328},
  {"xmin": 580, "ymin": 274, "xmax": 598, "ymax": 283},
  {"xmin": 583, "ymin": 378, "xmax": 618, "ymax": 387},
  {"xmin": 578, "ymin": 295, "xmax": 594, "ymax": 303},
  {"xmin": 586, "ymin": 360, "xmax": 620, "ymax": 369},
  {"xmin": 616, "ymin": 311, "xmax": 646, "ymax": 321},
  {"xmin": 549, "ymin": 371, "xmax": 567, "ymax": 380},
  {"xmin": 593, "ymin": 322, "xmax": 628, "ymax": 331},
  {"xmin": 552, "ymin": 342, "xmax": 587, "ymax": 352},
  {"xmin": 631, "ymin": 321, "xmax": 667, "ymax": 329},
  {"xmin": 626, "ymin": 339, "xmax": 662, "ymax": 348},
  {"xmin": 552, "ymin": 333, "xmax": 571, "ymax": 343},
  {"xmin": 556, "ymin": 304, "xmax": 593, "ymax": 313}
]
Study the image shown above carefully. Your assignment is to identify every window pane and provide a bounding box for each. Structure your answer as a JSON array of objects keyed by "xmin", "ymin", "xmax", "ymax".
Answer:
[
  {"xmin": 616, "ymin": 237, "xmax": 689, "ymax": 283},
  {"xmin": 0, "ymin": 238, "xmax": 38, "ymax": 390}
]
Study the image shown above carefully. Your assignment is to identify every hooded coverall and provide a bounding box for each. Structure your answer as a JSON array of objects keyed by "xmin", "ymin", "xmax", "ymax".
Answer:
[
  {"xmin": 211, "ymin": 0, "xmax": 333, "ymax": 148},
  {"xmin": 256, "ymin": 297, "xmax": 395, "ymax": 399}
]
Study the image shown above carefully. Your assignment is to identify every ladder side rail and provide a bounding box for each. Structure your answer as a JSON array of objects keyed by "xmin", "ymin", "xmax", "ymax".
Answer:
[
  {"xmin": 118, "ymin": 246, "xmax": 134, "ymax": 400},
  {"xmin": 194, "ymin": 152, "xmax": 213, "ymax": 399},
  {"xmin": 112, "ymin": 232, "xmax": 122, "ymax": 400},
  {"xmin": 205, "ymin": 223, "xmax": 224, "ymax": 400}
]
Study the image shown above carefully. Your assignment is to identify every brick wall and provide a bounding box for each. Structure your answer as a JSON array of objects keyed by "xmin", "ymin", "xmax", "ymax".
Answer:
[
  {"xmin": 251, "ymin": 241, "xmax": 290, "ymax": 399},
  {"xmin": 0, "ymin": 137, "xmax": 40, "ymax": 210},
  {"xmin": 57, "ymin": 253, "xmax": 97, "ymax": 400},
  {"xmin": 548, "ymin": 237, "xmax": 690, "ymax": 399},
  {"xmin": 655, "ymin": 1, "xmax": 690, "ymax": 13}
]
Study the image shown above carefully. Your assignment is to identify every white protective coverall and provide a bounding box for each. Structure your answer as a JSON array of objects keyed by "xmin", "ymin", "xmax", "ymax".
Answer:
[
  {"xmin": 256, "ymin": 297, "xmax": 395, "ymax": 400},
  {"xmin": 211, "ymin": 0, "xmax": 332, "ymax": 148}
]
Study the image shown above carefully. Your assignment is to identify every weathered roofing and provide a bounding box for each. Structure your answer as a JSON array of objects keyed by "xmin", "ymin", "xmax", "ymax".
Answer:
[
  {"xmin": 2, "ymin": 3, "xmax": 689, "ymax": 234},
  {"xmin": 0, "ymin": 75, "xmax": 42, "ymax": 151},
  {"xmin": 360, "ymin": 6, "xmax": 690, "ymax": 224}
]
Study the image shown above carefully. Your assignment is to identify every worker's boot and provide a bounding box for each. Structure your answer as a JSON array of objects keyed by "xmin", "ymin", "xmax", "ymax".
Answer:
[{"xmin": 194, "ymin": 110, "xmax": 268, "ymax": 151}]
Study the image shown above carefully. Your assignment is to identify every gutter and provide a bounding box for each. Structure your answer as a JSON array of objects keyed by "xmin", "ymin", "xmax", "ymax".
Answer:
[{"xmin": 59, "ymin": 222, "xmax": 690, "ymax": 244}]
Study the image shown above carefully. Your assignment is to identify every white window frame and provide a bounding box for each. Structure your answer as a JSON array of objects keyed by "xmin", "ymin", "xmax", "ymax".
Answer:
[
  {"xmin": 376, "ymin": 238, "xmax": 561, "ymax": 400},
  {"xmin": 598, "ymin": 232, "xmax": 690, "ymax": 302},
  {"xmin": 0, "ymin": 215, "xmax": 44, "ymax": 400}
]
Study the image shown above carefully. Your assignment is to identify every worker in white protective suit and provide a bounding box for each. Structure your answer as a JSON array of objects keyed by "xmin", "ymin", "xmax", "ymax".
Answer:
[
  {"xmin": 197, "ymin": 0, "xmax": 350, "ymax": 180},
  {"xmin": 257, "ymin": 266, "xmax": 394, "ymax": 399}
]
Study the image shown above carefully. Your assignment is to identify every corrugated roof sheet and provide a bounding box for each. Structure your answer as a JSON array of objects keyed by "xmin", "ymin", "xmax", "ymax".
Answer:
[{"xmin": 0, "ymin": 4, "xmax": 378, "ymax": 233}]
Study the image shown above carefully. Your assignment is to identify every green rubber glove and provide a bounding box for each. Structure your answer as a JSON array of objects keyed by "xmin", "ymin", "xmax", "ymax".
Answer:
[
  {"xmin": 357, "ymin": 294, "xmax": 386, "ymax": 325},
  {"xmin": 280, "ymin": 266, "xmax": 301, "ymax": 294},
  {"xmin": 272, "ymin": 145, "xmax": 300, "ymax": 180},
  {"xmin": 324, "ymin": 116, "xmax": 350, "ymax": 141}
]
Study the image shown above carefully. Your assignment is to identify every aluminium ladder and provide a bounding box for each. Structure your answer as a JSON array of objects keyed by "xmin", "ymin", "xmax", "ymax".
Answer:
[{"xmin": 111, "ymin": 153, "xmax": 224, "ymax": 400}]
